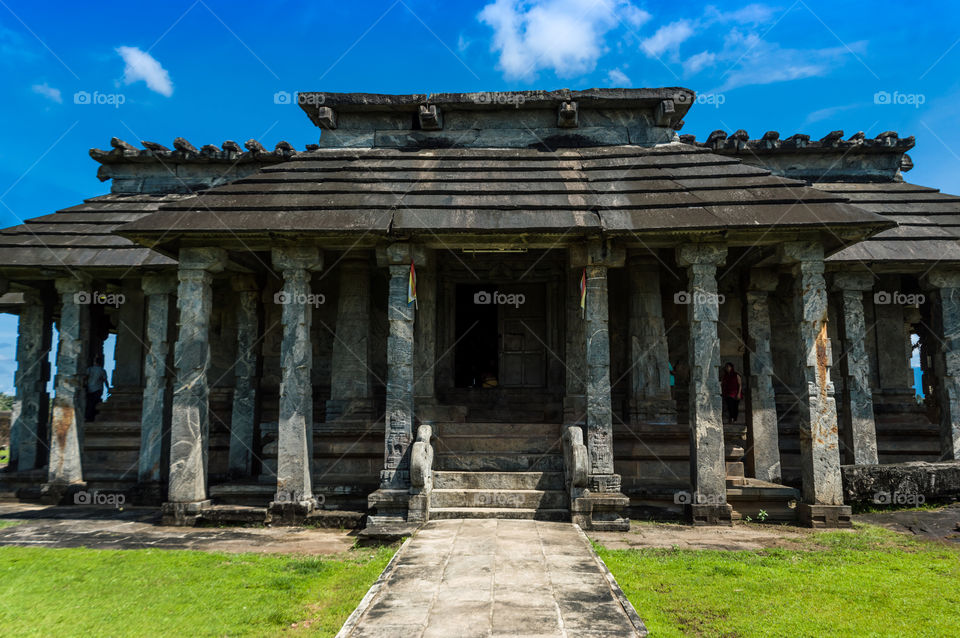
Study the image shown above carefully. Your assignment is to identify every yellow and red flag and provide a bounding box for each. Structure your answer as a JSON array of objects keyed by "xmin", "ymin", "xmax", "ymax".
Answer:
[
  {"xmin": 408, "ymin": 261, "xmax": 418, "ymax": 308},
  {"xmin": 579, "ymin": 267, "xmax": 586, "ymax": 317}
]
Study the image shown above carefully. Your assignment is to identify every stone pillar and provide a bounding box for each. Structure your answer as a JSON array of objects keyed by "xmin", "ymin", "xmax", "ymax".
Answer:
[
  {"xmin": 162, "ymin": 247, "xmax": 226, "ymax": 525},
  {"xmin": 112, "ymin": 279, "xmax": 145, "ymax": 388},
  {"xmin": 327, "ymin": 255, "xmax": 374, "ymax": 421},
  {"xmin": 413, "ymin": 255, "xmax": 437, "ymax": 408},
  {"xmin": 563, "ymin": 266, "xmax": 586, "ymax": 424},
  {"xmin": 921, "ymin": 269, "xmax": 960, "ymax": 460},
  {"xmin": 874, "ymin": 275, "xmax": 914, "ymax": 392},
  {"xmin": 628, "ymin": 256, "xmax": 675, "ymax": 424},
  {"xmin": 832, "ymin": 272, "xmax": 879, "ymax": 465},
  {"xmin": 42, "ymin": 277, "xmax": 91, "ymax": 502},
  {"xmin": 676, "ymin": 243, "xmax": 731, "ymax": 525},
  {"xmin": 9, "ymin": 290, "xmax": 52, "ymax": 472},
  {"xmin": 782, "ymin": 242, "xmax": 850, "ymax": 527},
  {"xmin": 269, "ymin": 246, "xmax": 323, "ymax": 521},
  {"xmin": 137, "ymin": 274, "xmax": 176, "ymax": 495},
  {"xmin": 745, "ymin": 268, "xmax": 782, "ymax": 483},
  {"xmin": 228, "ymin": 275, "xmax": 260, "ymax": 477}
]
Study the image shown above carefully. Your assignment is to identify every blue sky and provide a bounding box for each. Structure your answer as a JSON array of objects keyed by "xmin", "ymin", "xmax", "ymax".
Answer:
[{"xmin": 1, "ymin": 0, "xmax": 958, "ymax": 393}]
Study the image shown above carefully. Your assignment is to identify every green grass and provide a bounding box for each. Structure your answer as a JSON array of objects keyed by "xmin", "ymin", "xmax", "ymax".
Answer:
[
  {"xmin": 0, "ymin": 520, "xmax": 21, "ymax": 530},
  {"xmin": 597, "ymin": 524, "xmax": 960, "ymax": 637},
  {"xmin": 0, "ymin": 544, "xmax": 395, "ymax": 637}
]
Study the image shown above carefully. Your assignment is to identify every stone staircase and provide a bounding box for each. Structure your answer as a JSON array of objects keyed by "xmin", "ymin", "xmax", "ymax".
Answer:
[{"xmin": 429, "ymin": 422, "xmax": 569, "ymax": 521}]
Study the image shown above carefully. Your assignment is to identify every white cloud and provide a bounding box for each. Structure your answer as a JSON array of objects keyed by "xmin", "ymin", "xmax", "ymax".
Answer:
[
  {"xmin": 116, "ymin": 46, "xmax": 173, "ymax": 97},
  {"xmin": 478, "ymin": 0, "xmax": 647, "ymax": 80},
  {"xmin": 607, "ymin": 68, "xmax": 631, "ymax": 86},
  {"xmin": 683, "ymin": 50, "xmax": 716, "ymax": 75},
  {"xmin": 805, "ymin": 103, "xmax": 858, "ymax": 123},
  {"xmin": 32, "ymin": 82, "xmax": 62, "ymax": 103},
  {"xmin": 640, "ymin": 20, "xmax": 694, "ymax": 58},
  {"xmin": 705, "ymin": 3, "xmax": 778, "ymax": 26}
]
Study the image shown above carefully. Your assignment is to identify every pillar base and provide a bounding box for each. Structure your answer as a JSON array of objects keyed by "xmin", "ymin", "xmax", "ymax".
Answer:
[
  {"xmin": 688, "ymin": 503, "xmax": 733, "ymax": 526},
  {"xmin": 589, "ymin": 473, "xmax": 622, "ymax": 493},
  {"xmin": 161, "ymin": 500, "xmax": 212, "ymax": 526},
  {"xmin": 40, "ymin": 481, "xmax": 87, "ymax": 506},
  {"xmin": 129, "ymin": 482, "xmax": 165, "ymax": 506},
  {"xmin": 798, "ymin": 503, "xmax": 852, "ymax": 528},
  {"xmin": 571, "ymin": 492, "xmax": 630, "ymax": 531},
  {"xmin": 266, "ymin": 498, "xmax": 318, "ymax": 525}
]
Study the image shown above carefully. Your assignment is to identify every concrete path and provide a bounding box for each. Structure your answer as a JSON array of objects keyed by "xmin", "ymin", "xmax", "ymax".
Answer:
[{"xmin": 338, "ymin": 519, "xmax": 646, "ymax": 638}]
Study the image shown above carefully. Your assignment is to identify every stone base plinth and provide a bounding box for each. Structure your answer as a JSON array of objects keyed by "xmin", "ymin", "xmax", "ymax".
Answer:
[
  {"xmin": 40, "ymin": 481, "xmax": 87, "ymax": 506},
  {"xmin": 161, "ymin": 499, "xmax": 212, "ymax": 526},
  {"xmin": 688, "ymin": 503, "xmax": 733, "ymax": 526},
  {"xmin": 266, "ymin": 499, "xmax": 318, "ymax": 525},
  {"xmin": 129, "ymin": 481, "xmax": 164, "ymax": 506},
  {"xmin": 798, "ymin": 503, "xmax": 852, "ymax": 528},
  {"xmin": 572, "ymin": 492, "xmax": 630, "ymax": 531},
  {"xmin": 367, "ymin": 488, "xmax": 410, "ymax": 521},
  {"xmin": 407, "ymin": 491, "xmax": 430, "ymax": 524}
]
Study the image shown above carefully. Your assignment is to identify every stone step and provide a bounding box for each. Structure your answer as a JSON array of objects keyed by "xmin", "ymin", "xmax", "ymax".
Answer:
[
  {"xmin": 434, "ymin": 435, "xmax": 562, "ymax": 455},
  {"xmin": 431, "ymin": 488, "xmax": 568, "ymax": 510},
  {"xmin": 429, "ymin": 507, "xmax": 570, "ymax": 521},
  {"xmin": 433, "ymin": 470, "xmax": 565, "ymax": 491},
  {"xmin": 197, "ymin": 505, "xmax": 267, "ymax": 524},
  {"xmin": 435, "ymin": 422, "xmax": 562, "ymax": 438},
  {"xmin": 435, "ymin": 452, "xmax": 563, "ymax": 472}
]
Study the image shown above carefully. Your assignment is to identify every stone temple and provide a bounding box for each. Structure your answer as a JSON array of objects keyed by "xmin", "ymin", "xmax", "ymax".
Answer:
[{"xmin": 1, "ymin": 88, "xmax": 959, "ymax": 532}]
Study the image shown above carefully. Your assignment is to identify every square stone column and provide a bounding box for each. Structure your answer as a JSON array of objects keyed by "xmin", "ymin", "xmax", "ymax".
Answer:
[
  {"xmin": 745, "ymin": 268, "xmax": 782, "ymax": 483},
  {"xmin": 832, "ymin": 272, "xmax": 879, "ymax": 465},
  {"xmin": 921, "ymin": 269, "xmax": 960, "ymax": 460},
  {"xmin": 676, "ymin": 243, "xmax": 731, "ymax": 525},
  {"xmin": 112, "ymin": 279, "xmax": 145, "ymax": 388},
  {"xmin": 269, "ymin": 246, "xmax": 323, "ymax": 523},
  {"xmin": 628, "ymin": 256, "xmax": 675, "ymax": 424},
  {"xmin": 162, "ymin": 247, "xmax": 226, "ymax": 525},
  {"xmin": 413, "ymin": 254, "xmax": 438, "ymax": 409},
  {"xmin": 873, "ymin": 274, "xmax": 915, "ymax": 393},
  {"xmin": 228, "ymin": 275, "xmax": 261, "ymax": 477},
  {"xmin": 137, "ymin": 274, "xmax": 176, "ymax": 498},
  {"xmin": 42, "ymin": 276, "xmax": 92, "ymax": 503},
  {"xmin": 563, "ymin": 266, "xmax": 587, "ymax": 424},
  {"xmin": 781, "ymin": 242, "xmax": 850, "ymax": 528},
  {"xmin": 327, "ymin": 254, "xmax": 374, "ymax": 422},
  {"xmin": 9, "ymin": 290, "xmax": 52, "ymax": 472}
]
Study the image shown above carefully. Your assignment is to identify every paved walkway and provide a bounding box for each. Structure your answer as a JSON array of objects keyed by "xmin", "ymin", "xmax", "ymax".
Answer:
[{"xmin": 338, "ymin": 519, "xmax": 646, "ymax": 638}]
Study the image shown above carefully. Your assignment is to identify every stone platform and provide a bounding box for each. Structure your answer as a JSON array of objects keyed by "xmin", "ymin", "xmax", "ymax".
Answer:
[{"xmin": 337, "ymin": 518, "xmax": 647, "ymax": 637}]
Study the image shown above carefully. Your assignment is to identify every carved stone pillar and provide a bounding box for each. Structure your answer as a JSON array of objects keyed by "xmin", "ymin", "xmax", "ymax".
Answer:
[
  {"xmin": 921, "ymin": 269, "xmax": 960, "ymax": 460},
  {"xmin": 413, "ymin": 254, "xmax": 437, "ymax": 408},
  {"xmin": 113, "ymin": 279, "xmax": 145, "ymax": 388},
  {"xmin": 269, "ymin": 247, "xmax": 323, "ymax": 522},
  {"xmin": 42, "ymin": 276, "xmax": 92, "ymax": 502},
  {"xmin": 676, "ymin": 243, "xmax": 731, "ymax": 525},
  {"xmin": 563, "ymin": 266, "xmax": 586, "ymax": 425},
  {"xmin": 874, "ymin": 274, "xmax": 914, "ymax": 393},
  {"xmin": 782, "ymin": 242, "xmax": 850, "ymax": 527},
  {"xmin": 9, "ymin": 290, "xmax": 51, "ymax": 472},
  {"xmin": 327, "ymin": 255, "xmax": 373, "ymax": 421},
  {"xmin": 137, "ymin": 274, "xmax": 176, "ymax": 494},
  {"xmin": 162, "ymin": 247, "xmax": 226, "ymax": 525},
  {"xmin": 745, "ymin": 268, "xmax": 782, "ymax": 483},
  {"xmin": 228, "ymin": 275, "xmax": 260, "ymax": 477},
  {"xmin": 832, "ymin": 272, "xmax": 878, "ymax": 465},
  {"xmin": 628, "ymin": 256, "xmax": 675, "ymax": 424}
]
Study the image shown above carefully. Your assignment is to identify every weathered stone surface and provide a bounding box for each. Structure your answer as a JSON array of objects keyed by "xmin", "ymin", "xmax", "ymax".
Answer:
[
  {"xmin": 271, "ymin": 247, "xmax": 321, "ymax": 512},
  {"xmin": 9, "ymin": 292, "xmax": 50, "ymax": 472},
  {"xmin": 112, "ymin": 279, "xmax": 144, "ymax": 388},
  {"xmin": 46, "ymin": 277, "xmax": 91, "ymax": 490},
  {"xmin": 584, "ymin": 264, "xmax": 619, "ymax": 493},
  {"xmin": 383, "ymin": 260, "xmax": 415, "ymax": 489},
  {"xmin": 413, "ymin": 255, "xmax": 437, "ymax": 403},
  {"xmin": 783, "ymin": 242, "xmax": 844, "ymax": 506},
  {"xmin": 842, "ymin": 461, "xmax": 960, "ymax": 502},
  {"xmin": 228, "ymin": 275, "xmax": 259, "ymax": 476},
  {"xmin": 628, "ymin": 257, "xmax": 674, "ymax": 424},
  {"xmin": 676, "ymin": 244, "xmax": 730, "ymax": 519},
  {"xmin": 138, "ymin": 274, "xmax": 176, "ymax": 485},
  {"xmin": 874, "ymin": 274, "xmax": 913, "ymax": 391},
  {"xmin": 328, "ymin": 255, "xmax": 373, "ymax": 421},
  {"xmin": 167, "ymin": 247, "xmax": 226, "ymax": 505},
  {"xmin": 922, "ymin": 269, "xmax": 960, "ymax": 460},
  {"xmin": 564, "ymin": 267, "xmax": 586, "ymax": 424},
  {"xmin": 746, "ymin": 269, "xmax": 782, "ymax": 483},
  {"xmin": 832, "ymin": 272, "xmax": 878, "ymax": 465}
]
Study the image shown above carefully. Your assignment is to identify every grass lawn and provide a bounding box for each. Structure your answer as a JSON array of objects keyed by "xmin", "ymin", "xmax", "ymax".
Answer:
[
  {"xmin": 0, "ymin": 543, "xmax": 395, "ymax": 637},
  {"xmin": 597, "ymin": 523, "xmax": 960, "ymax": 637}
]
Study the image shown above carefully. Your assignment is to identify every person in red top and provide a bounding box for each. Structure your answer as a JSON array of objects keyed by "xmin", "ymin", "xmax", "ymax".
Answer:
[{"xmin": 721, "ymin": 362, "xmax": 743, "ymax": 424}]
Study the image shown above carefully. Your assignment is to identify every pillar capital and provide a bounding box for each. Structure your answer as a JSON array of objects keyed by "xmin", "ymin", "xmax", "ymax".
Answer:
[
  {"xmin": 271, "ymin": 246, "xmax": 322, "ymax": 272},
  {"xmin": 230, "ymin": 274, "xmax": 259, "ymax": 293},
  {"xmin": 748, "ymin": 268, "xmax": 779, "ymax": 293},
  {"xmin": 54, "ymin": 275, "xmax": 92, "ymax": 295},
  {"xmin": 179, "ymin": 247, "xmax": 228, "ymax": 272},
  {"xmin": 676, "ymin": 242, "xmax": 726, "ymax": 267},
  {"xmin": 921, "ymin": 268, "xmax": 960, "ymax": 291},
  {"xmin": 569, "ymin": 238, "xmax": 625, "ymax": 269},
  {"xmin": 779, "ymin": 241, "xmax": 824, "ymax": 265},
  {"xmin": 831, "ymin": 271, "xmax": 874, "ymax": 292},
  {"xmin": 376, "ymin": 242, "xmax": 429, "ymax": 267},
  {"xmin": 142, "ymin": 273, "xmax": 178, "ymax": 296}
]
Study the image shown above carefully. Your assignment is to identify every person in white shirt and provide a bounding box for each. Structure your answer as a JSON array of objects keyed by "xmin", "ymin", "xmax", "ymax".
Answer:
[{"xmin": 85, "ymin": 355, "xmax": 109, "ymax": 422}]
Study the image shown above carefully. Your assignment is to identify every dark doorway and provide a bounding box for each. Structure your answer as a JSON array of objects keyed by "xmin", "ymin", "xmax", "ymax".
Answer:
[{"xmin": 454, "ymin": 284, "xmax": 498, "ymax": 387}]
